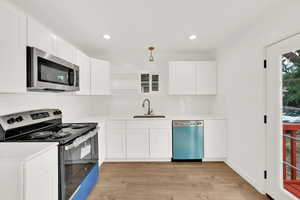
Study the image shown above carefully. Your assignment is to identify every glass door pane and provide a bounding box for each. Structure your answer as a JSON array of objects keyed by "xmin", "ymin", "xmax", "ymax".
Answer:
[
  {"xmin": 282, "ymin": 50, "xmax": 300, "ymax": 198},
  {"xmin": 141, "ymin": 74, "xmax": 150, "ymax": 93},
  {"xmin": 151, "ymin": 74, "xmax": 159, "ymax": 92}
]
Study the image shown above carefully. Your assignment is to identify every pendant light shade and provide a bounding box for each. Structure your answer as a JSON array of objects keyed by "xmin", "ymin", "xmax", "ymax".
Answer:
[{"xmin": 148, "ymin": 46, "xmax": 155, "ymax": 62}]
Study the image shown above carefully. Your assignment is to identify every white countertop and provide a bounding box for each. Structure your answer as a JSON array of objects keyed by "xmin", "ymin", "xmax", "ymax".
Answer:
[
  {"xmin": 72, "ymin": 114, "xmax": 226, "ymax": 122},
  {"xmin": 0, "ymin": 142, "xmax": 58, "ymax": 161}
]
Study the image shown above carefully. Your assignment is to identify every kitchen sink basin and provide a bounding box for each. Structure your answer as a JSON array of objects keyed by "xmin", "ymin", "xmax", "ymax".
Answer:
[{"xmin": 133, "ymin": 115, "xmax": 166, "ymax": 118}]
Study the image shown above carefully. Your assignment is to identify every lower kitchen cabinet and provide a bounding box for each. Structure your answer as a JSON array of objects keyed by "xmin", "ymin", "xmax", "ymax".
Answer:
[
  {"xmin": 126, "ymin": 129, "xmax": 149, "ymax": 159},
  {"xmin": 106, "ymin": 120, "xmax": 172, "ymax": 161},
  {"xmin": 106, "ymin": 121, "xmax": 126, "ymax": 160},
  {"xmin": 24, "ymin": 147, "xmax": 58, "ymax": 200},
  {"xmin": 106, "ymin": 129, "xmax": 126, "ymax": 160},
  {"xmin": 0, "ymin": 143, "xmax": 58, "ymax": 200},
  {"xmin": 98, "ymin": 124, "xmax": 106, "ymax": 166},
  {"xmin": 204, "ymin": 119, "xmax": 227, "ymax": 161},
  {"xmin": 149, "ymin": 129, "xmax": 172, "ymax": 158}
]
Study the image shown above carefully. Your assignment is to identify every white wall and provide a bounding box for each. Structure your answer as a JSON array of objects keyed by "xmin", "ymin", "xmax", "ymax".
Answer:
[
  {"xmin": 91, "ymin": 51, "xmax": 217, "ymax": 116},
  {"xmin": 0, "ymin": 93, "xmax": 93, "ymax": 122},
  {"xmin": 215, "ymin": 0, "xmax": 300, "ymax": 194}
]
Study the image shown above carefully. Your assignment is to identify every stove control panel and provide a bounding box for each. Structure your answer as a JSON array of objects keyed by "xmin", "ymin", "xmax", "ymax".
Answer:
[
  {"xmin": 31, "ymin": 112, "xmax": 50, "ymax": 120},
  {"xmin": 0, "ymin": 109, "xmax": 62, "ymax": 131}
]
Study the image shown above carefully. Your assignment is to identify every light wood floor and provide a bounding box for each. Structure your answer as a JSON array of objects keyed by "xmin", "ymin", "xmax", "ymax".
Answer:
[{"xmin": 88, "ymin": 162, "xmax": 267, "ymax": 200}]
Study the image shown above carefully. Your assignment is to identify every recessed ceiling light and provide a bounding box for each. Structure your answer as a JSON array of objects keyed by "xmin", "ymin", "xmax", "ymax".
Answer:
[
  {"xmin": 103, "ymin": 34, "xmax": 111, "ymax": 40},
  {"xmin": 189, "ymin": 34, "xmax": 197, "ymax": 40}
]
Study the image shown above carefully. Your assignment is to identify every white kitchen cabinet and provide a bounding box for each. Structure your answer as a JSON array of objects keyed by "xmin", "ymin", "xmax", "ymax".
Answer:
[
  {"xmin": 126, "ymin": 129, "xmax": 149, "ymax": 159},
  {"xmin": 149, "ymin": 129, "xmax": 172, "ymax": 158},
  {"xmin": 27, "ymin": 16, "xmax": 56, "ymax": 55},
  {"xmin": 169, "ymin": 62, "xmax": 197, "ymax": 95},
  {"xmin": 90, "ymin": 58, "xmax": 111, "ymax": 95},
  {"xmin": 106, "ymin": 121, "xmax": 126, "ymax": 160},
  {"xmin": 55, "ymin": 37, "xmax": 76, "ymax": 63},
  {"xmin": 0, "ymin": 1, "xmax": 27, "ymax": 93},
  {"xmin": 106, "ymin": 120, "xmax": 172, "ymax": 161},
  {"xmin": 204, "ymin": 119, "xmax": 227, "ymax": 161},
  {"xmin": 0, "ymin": 143, "xmax": 58, "ymax": 200},
  {"xmin": 169, "ymin": 61, "xmax": 217, "ymax": 95},
  {"xmin": 24, "ymin": 146, "xmax": 58, "ymax": 200},
  {"xmin": 76, "ymin": 50, "xmax": 91, "ymax": 95},
  {"xmin": 196, "ymin": 61, "xmax": 217, "ymax": 95},
  {"xmin": 98, "ymin": 124, "xmax": 106, "ymax": 166},
  {"xmin": 140, "ymin": 73, "xmax": 160, "ymax": 94}
]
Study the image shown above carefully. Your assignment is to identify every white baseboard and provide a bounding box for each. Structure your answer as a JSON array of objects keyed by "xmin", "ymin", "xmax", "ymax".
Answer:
[
  {"xmin": 225, "ymin": 160, "xmax": 265, "ymax": 194},
  {"xmin": 105, "ymin": 158, "xmax": 171, "ymax": 162},
  {"xmin": 203, "ymin": 157, "xmax": 226, "ymax": 162}
]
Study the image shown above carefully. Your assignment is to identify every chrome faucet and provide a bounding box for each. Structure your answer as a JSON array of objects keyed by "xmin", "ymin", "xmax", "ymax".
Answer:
[{"xmin": 142, "ymin": 98, "xmax": 152, "ymax": 115}]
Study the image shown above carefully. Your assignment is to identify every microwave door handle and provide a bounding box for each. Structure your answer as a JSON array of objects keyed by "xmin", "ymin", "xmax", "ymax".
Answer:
[
  {"xmin": 74, "ymin": 67, "xmax": 79, "ymax": 87},
  {"xmin": 64, "ymin": 127, "xmax": 98, "ymax": 150}
]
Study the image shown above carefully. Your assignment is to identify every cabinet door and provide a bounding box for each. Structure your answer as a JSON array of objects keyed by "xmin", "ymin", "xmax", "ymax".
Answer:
[
  {"xmin": 126, "ymin": 129, "xmax": 149, "ymax": 159},
  {"xmin": 25, "ymin": 147, "xmax": 58, "ymax": 200},
  {"xmin": 76, "ymin": 50, "xmax": 91, "ymax": 95},
  {"xmin": 106, "ymin": 129, "xmax": 126, "ymax": 159},
  {"xmin": 196, "ymin": 61, "xmax": 217, "ymax": 95},
  {"xmin": 90, "ymin": 58, "xmax": 111, "ymax": 95},
  {"xmin": 0, "ymin": 2, "xmax": 27, "ymax": 93},
  {"xmin": 98, "ymin": 124, "xmax": 106, "ymax": 165},
  {"xmin": 149, "ymin": 129, "xmax": 171, "ymax": 158},
  {"xmin": 204, "ymin": 120, "xmax": 227, "ymax": 159},
  {"xmin": 169, "ymin": 62, "xmax": 197, "ymax": 95},
  {"xmin": 27, "ymin": 17, "xmax": 56, "ymax": 55},
  {"xmin": 55, "ymin": 37, "xmax": 76, "ymax": 63}
]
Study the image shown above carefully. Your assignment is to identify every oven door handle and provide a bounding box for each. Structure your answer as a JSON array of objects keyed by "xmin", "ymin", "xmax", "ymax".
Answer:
[{"xmin": 64, "ymin": 127, "xmax": 98, "ymax": 150}]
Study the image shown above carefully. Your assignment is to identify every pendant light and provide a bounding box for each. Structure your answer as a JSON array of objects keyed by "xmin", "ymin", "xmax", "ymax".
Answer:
[{"xmin": 148, "ymin": 46, "xmax": 155, "ymax": 62}]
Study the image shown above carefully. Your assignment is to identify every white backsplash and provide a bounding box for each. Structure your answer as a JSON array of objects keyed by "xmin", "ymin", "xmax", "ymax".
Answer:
[
  {"xmin": 0, "ymin": 93, "xmax": 92, "ymax": 121},
  {"xmin": 90, "ymin": 95, "xmax": 216, "ymax": 116}
]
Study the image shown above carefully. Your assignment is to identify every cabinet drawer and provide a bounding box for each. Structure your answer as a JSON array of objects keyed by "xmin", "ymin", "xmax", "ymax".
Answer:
[
  {"xmin": 107, "ymin": 120, "xmax": 126, "ymax": 130},
  {"xmin": 126, "ymin": 120, "xmax": 171, "ymax": 129}
]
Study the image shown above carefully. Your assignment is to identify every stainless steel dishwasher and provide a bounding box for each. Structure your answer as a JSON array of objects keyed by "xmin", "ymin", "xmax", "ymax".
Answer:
[{"xmin": 172, "ymin": 120, "xmax": 204, "ymax": 161}]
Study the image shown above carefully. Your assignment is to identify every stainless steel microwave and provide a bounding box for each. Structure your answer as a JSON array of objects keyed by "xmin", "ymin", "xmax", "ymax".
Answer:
[{"xmin": 27, "ymin": 46, "xmax": 79, "ymax": 92}]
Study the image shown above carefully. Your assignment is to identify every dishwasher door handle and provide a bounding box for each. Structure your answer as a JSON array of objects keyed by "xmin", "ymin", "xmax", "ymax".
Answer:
[{"xmin": 172, "ymin": 120, "xmax": 203, "ymax": 127}]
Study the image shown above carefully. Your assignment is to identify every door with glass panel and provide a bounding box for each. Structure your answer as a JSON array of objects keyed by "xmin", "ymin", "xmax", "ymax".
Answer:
[{"xmin": 267, "ymin": 33, "xmax": 300, "ymax": 200}]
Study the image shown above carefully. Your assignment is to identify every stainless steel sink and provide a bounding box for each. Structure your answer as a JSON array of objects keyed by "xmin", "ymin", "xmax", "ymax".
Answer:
[{"xmin": 133, "ymin": 115, "xmax": 166, "ymax": 118}]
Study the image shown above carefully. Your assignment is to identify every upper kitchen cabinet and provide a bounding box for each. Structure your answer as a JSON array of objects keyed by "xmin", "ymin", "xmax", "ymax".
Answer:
[
  {"xmin": 90, "ymin": 58, "xmax": 111, "ymax": 95},
  {"xmin": 0, "ymin": 1, "xmax": 27, "ymax": 93},
  {"xmin": 169, "ymin": 62, "xmax": 197, "ymax": 95},
  {"xmin": 55, "ymin": 36, "xmax": 76, "ymax": 63},
  {"xmin": 27, "ymin": 16, "xmax": 56, "ymax": 55},
  {"xmin": 197, "ymin": 61, "xmax": 217, "ymax": 95},
  {"xmin": 169, "ymin": 61, "xmax": 217, "ymax": 95},
  {"xmin": 140, "ymin": 73, "xmax": 160, "ymax": 94},
  {"xmin": 76, "ymin": 50, "xmax": 91, "ymax": 95}
]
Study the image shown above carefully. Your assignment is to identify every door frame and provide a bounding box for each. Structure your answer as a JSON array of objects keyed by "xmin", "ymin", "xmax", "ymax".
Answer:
[{"xmin": 265, "ymin": 32, "xmax": 300, "ymax": 200}]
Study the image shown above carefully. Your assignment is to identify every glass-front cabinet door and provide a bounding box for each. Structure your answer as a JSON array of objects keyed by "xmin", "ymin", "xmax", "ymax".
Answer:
[
  {"xmin": 140, "ymin": 73, "xmax": 160, "ymax": 94},
  {"xmin": 141, "ymin": 73, "xmax": 150, "ymax": 93}
]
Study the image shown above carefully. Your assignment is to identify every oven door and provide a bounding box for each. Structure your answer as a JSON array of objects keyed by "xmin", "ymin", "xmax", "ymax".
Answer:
[
  {"xmin": 59, "ymin": 128, "xmax": 98, "ymax": 200},
  {"xmin": 27, "ymin": 46, "xmax": 79, "ymax": 92}
]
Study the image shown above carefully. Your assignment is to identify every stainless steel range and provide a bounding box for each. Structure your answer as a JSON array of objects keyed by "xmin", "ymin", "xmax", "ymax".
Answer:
[{"xmin": 0, "ymin": 109, "xmax": 99, "ymax": 200}]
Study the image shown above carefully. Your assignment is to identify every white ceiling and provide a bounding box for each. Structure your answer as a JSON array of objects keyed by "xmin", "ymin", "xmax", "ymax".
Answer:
[{"xmin": 10, "ymin": 0, "xmax": 281, "ymax": 59}]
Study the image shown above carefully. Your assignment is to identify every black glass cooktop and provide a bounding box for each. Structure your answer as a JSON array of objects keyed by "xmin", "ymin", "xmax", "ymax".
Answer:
[{"xmin": 7, "ymin": 123, "xmax": 97, "ymax": 144}]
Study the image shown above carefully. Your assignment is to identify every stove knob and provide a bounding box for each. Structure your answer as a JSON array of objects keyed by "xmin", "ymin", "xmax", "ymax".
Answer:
[
  {"xmin": 7, "ymin": 118, "xmax": 15, "ymax": 124},
  {"xmin": 15, "ymin": 116, "xmax": 23, "ymax": 122},
  {"xmin": 53, "ymin": 110, "xmax": 62, "ymax": 115}
]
